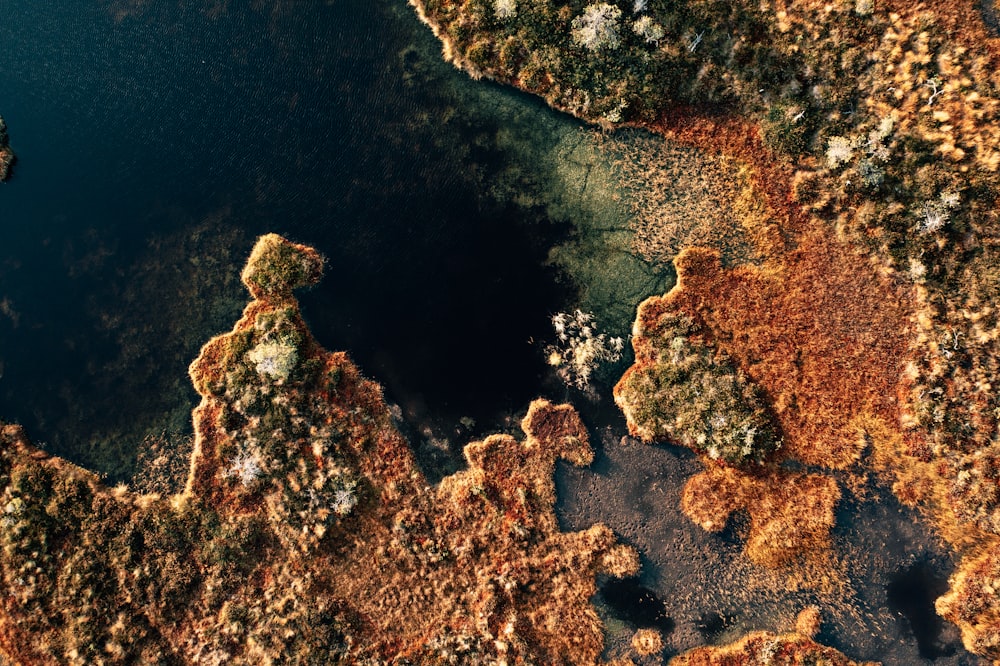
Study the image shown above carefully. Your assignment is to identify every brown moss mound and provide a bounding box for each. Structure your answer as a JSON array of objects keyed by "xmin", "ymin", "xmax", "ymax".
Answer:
[
  {"xmin": 615, "ymin": 308, "xmax": 779, "ymax": 467},
  {"xmin": 238, "ymin": 233, "xmax": 323, "ymax": 301}
]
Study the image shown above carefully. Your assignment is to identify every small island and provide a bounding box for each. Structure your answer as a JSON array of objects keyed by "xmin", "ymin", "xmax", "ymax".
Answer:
[{"xmin": 0, "ymin": 115, "xmax": 13, "ymax": 181}]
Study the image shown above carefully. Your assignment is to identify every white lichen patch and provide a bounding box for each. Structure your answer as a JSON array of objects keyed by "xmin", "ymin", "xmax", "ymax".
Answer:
[
  {"xmin": 3, "ymin": 497, "xmax": 24, "ymax": 516},
  {"xmin": 330, "ymin": 486, "xmax": 358, "ymax": 516},
  {"xmin": 825, "ymin": 135, "xmax": 856, "ymax": 168},
  {"xmin": 0, "ymin": 495, "xmax": 24, "ymax": 531},
  {"xmin": 494, "ymin": 0, "xmax": 517, "ymax": 20},
  {"xmin": 572, "ymin": 3, "xmax": 623, "ymax": 52},
  {"xmin": 247, "ymin": 340, "xmax": 298, "ymax": 382},
  {"xmin": 225, "ymin": 450, "xmax": 264, "ymax": 486}
]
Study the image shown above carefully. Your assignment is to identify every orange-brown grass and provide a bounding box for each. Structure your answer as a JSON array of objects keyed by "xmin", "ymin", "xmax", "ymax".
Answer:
[
  {"xmin": 663, "ymin": 238, "xmax": 911, "ymax": 471},
  {"xmin": 634, "ymin": 112, "xmax": 807, "ymax": 246},
  {"xmin": 601, "ymin": 131, "xmax": 769, "ymax": 267},
  {"xmin": 863, "ymin": 410, "xmax": 981, "ymax": 549},
  {"xmin": 669, "ymin": 629, "xmax": 878, "ymax": 666},
  {"xmin": 627, "ymin": 32, "xmax": 1000, "ymax": 660},
  {"xmin": 681, "ymin": 466, "xmax": 841, "ymax": 568},
  {"xmin": 624, "ymin": 108, "xmax": 912, "ymax": 472},
  {"xmin": 936, "ymin": 536, "xmax": 1000, "ymax": 662},
  {"xmin": 612, "ymin": 110, "xmax": 915, "ymax": 574},
  {"xmin": 184, "ymin": 236, "xmax": 640, "ymax": 663},
  {"xmin": 879, "ymin": 0, "xmax": 1000, "ymax": 63},
  {"xmin": 794, "ymin": 606, "xmax": 822, "ymax": 638},
  {"xmin": 324, "ymin": 399, "xmax": 638, "ymax": 663}
]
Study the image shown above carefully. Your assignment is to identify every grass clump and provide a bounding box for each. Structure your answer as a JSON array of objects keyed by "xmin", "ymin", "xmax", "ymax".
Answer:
[{"xmin": 615, "ymin": 310, "xmax": 779, "ymax": 466}]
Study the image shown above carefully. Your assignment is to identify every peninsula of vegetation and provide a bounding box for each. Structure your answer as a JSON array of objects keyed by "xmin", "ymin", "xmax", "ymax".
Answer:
[
  {"xmin": 409, "ymin": 0, "xmax": 1000, "ymax": 659},
  {"xmin": 0, "ymin": 235, "xmax": 631, "ymax": 664}
]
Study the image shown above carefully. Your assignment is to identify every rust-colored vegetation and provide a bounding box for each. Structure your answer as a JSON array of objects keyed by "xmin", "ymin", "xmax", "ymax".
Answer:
[
  {"xmin": 660, "ymin": 238, "xmax": 910, "ymax": 472},
  {"xmin": 614, "ymin": 218, "xmax": 910, "ymax": 567},
  {"xmin": 680, "ymin": 466, "xmax": 841, "ymax": 568},
  {"xmin": 936, "ymin": 537, "xmax": 1000, "ymax": 659}
]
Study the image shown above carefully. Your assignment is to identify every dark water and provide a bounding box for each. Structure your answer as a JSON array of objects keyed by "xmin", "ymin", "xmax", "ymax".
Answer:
[
  {"xmin": 0, "ymin": 0, "xmax": 576, "ymax": 479},
  {"xmin": 600, "ymin": 577, "xmax": 676, "ymax": 634},
  {"xmin": 982, "ymin": 0, "xmax": 1000, "ymax": 36},
  {"xmin": 888, "ymin": 560, "xmax": 958, "ymax": 660}
]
